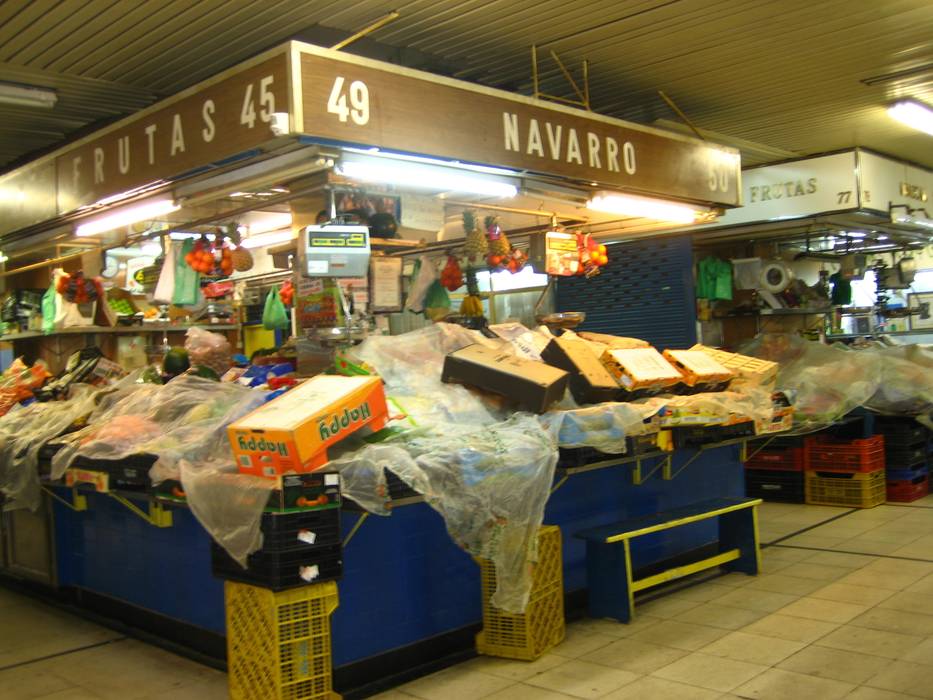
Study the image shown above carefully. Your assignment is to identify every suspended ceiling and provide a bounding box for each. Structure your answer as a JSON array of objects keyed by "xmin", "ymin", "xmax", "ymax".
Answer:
[{"xmin": 0, "ymin": 0, "xmax": 930, "ymax": 174}]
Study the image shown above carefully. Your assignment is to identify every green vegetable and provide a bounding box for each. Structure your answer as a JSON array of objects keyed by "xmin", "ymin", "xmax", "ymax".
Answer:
[
  {"xmin": 191, "ymin": 365, "xmax": 220, "ymax": 381},
  {"xmin": 163, "ymin": 348, "xmax": 190, "ymax": 375}
]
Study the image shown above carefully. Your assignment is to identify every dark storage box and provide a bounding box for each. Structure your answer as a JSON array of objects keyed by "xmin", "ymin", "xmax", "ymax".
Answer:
[
  {"xmin": 442, "ymin": 344, "xmax": 569, "ymax": 413},
  {"xmin": 211, "ymin": 542, "xmax": 342, "ymax": 591},
  {"xmin": 541, "ymin": 336, "xmax": 620, "ymax": 405},
  {"xmin": 671, "ymin": 421, "xmax": 756, "ymax": 449},
  {"xmin": 260, "ymin": 507, "xmax": 341, "ymax": 551},
  {"xmin": 154, "ymin": 471, "xmax": 341, "ymax": 513},
  {"xmin": 71, "ymin": 454, "xmax": 158, "ymax": 490},
  {"xmin": 745, "ymin": 468, "xmax": 805, "ymax": 503}
]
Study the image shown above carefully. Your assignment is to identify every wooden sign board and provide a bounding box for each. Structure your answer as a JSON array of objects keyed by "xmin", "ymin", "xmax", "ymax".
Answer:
[{"xmin": 292, "ymin": 43, "xmax": 741, "ymax": 207}]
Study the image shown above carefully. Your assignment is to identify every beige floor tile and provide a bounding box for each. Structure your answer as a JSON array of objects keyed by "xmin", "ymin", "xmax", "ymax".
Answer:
[
  {"xmin": 601, "ymin": 675, "xmax": 720, "ymax": 700},
  {"xmin": 139, "ymin": 676, "xmax": 229, "ymax": 700},
  {"xmin": 836, "ymin": 568, "xmax": 926, "ymax": 591},
  {"xmin": 801, "ymin": 550, "xmax": 877, "ymax": 568},
  {"xmin": 369, "ymin": 691, "xmax": 418, "ymax": 700},
  {"xmin": 0, "ymin": 604, "xmax": 125, "ymax": 668},
  {"xmin": 845, "ymin": 687, "xmax": 919, "ymax": 700},
  {"xmin": 711, "ymin": 586, "xmax": 797, "ymax": 613},
  {"xmin": 740, "ymin": 613, "xmax": 839, "ymax": 643},
  {"xmin": 856, "ymin": 528, "xmax": 923, "ymax": 544},
  {"xmin": 399, "ymin": 667, "xmax": 515, "ymax": 700},
  {"xmin": 651, "ymin": 651, "xmax": 767, "ymax": 693},
  {"xmin": 635, "ymin": 596, "xmax": 701, "ymax": 619},
  {"xmin": 760, "ymin": 547, "xmax": 813, "ymax": 563},
  {"xmin": 850, "ymin": 607, "xmax": 933, "ymax": 637},
  {"xmin": 810, "ymin": 582, "xmax": 897, "ymax": 607},
  {"xmin": 580, "ymin": 638, "xmax": 688, "ymax": 674},
  {"xmin": 550, "ymin": 628, "xmax": 617, "ymax": 659},
  {"xmin": 665, "ymin": 581, "xmax": 738, "ymax": 603},
  {"xmin": 715, "ymin": 572, "xmax": 758, "ymax": 587},
  {"xmin": 759, "ymin": 558, "xmax": 793, "ymax": 575},
  {"xmin": 815, "ymin": 625, "xmax": 926, "ymax": 660},
  {"xmin": 845, "ymin": 506, "xmax": 911, "ymax": 523},
  {"xmin": 699, "ymin": 630, "xmax": 806, "ymax": 666},
  {"xmin": 877, "ymin": 591, "xmax": 933, "ymax": 616},
  {"xmin": 523, "ymin": 659, "xmax": 639, "ymax": 699},
  {"xmin": 0, "ymin": 665, "xmax": 75, "ymax": 699},
  {"xmin": 862, "ymin": 558, "xmax": 933, "ymax": 578},
  {"xmin": 567, "ymin": 615, "xmax": 659, "ymax": 639},
  {"xmin": 866, "ymin": 660, "xmax": 933, "ymax": 699},
  {"xmin": 777, "ymin": 645, "xmax": 888, "ymax": 684},
  {"xmin": 0, "ymin": 587, "xmax": 30, "ymax": 609},
  {"xmin": 836, "ymin": 539, "xmax": 911, "ymax": 556},
  {"xmin": 889, "ymin": 542, "xmax": 933, "ymax": 559},
  {"xmin": 463, "ymin": 653, "xmax": 569, "ymax": 682},
  {"xmin": 743, "ymin": 573, "xmax": 827, "ymax": 596},
  {"xmin": 899, "ymin": 636, "xmax": 933, "ymax": 666},
  {"xmin": 777, "ymin": 562, "xmax": 853, "ymax": 581},
  {"xmin": 906, "ymin": 573, "xmax": 933, "ymax": 595},
  {"xmin": 629, "ymin": 620, "xmax": 729, "ymax": 651},
  {"xmin": 26, "ymin": 689, "xmax": 106, "ymax": 700},
  {"xmin": 483, "ymin": 682, "xmax": 579, "ymax": 700},
  {"xmin": 778, "ymin": 596, "xmax": 869, "ymax": 624},
  {"xmin": 733, "ymin": 667, "xmax": 855, "ymax": 700},
  {"xmin": 780, "ymin": 533, "xmax": 848, "ymax": 549},
  {"xmin": 675, "ymin": 602, "xmax": 767, "ymax": 630},
  {"xmin": 806, "ymin": 520, "xmax": 876, "ymax": 537}
]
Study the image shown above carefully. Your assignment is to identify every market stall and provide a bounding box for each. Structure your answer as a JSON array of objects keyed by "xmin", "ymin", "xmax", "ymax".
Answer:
[{"xmin": 0, "ymin": 40, "xmax": 805, "ymax": 697}]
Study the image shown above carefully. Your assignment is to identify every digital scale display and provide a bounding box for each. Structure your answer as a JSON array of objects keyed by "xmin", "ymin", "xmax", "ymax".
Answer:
[{"xmin": 302, "ymin": 224, "xmax": 371, "ymax": 278}]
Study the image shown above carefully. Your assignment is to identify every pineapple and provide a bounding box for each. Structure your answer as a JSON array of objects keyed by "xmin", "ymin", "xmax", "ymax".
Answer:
[
  {"xmin": 462, "ymin": 209, "xmax": 488, "ymax": 262},
  {"xmin": 231, "ymin": 246, "xmax": 254, "ymax": 272},
  {"xmin": 485, "ymin": 215, "xmax": 510, "ymax": 267}
]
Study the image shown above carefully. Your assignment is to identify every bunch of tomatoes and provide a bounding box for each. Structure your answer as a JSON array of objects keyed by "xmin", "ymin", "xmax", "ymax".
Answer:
[{"xmin": 184, "ymin": 235, "xmax": 234, "ymax": 277}]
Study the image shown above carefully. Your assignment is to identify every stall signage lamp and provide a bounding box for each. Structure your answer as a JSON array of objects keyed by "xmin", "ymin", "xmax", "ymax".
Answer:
[
  {"xmin": 75, "ymin": 198, "xmax": 180, "ymax": 237},
  {"xmin": 587, "ymin": 192, "xmax": 708, "ymax": 224},
  {"xmin": 888, "ymin": 100, "xmax": 933, "ymax": 136},
  {"xmin": 337, "ymin": 157, "xmax": 518, "ymax": 198}
]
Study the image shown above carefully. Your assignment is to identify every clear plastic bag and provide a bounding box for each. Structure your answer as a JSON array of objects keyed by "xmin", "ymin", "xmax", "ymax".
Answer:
[{"xmin": 184, "ymin": 327, "xmax": 233, "ymax": 377}]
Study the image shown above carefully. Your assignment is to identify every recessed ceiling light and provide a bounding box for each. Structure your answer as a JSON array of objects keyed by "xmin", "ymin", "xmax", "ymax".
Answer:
[
  {"xmin": 0, "ymin": 81, "xmax": 57, "ymax": 108},
  {"xmin": 888, "ymin": 100, "xmax": 933, "ymax": 136}
]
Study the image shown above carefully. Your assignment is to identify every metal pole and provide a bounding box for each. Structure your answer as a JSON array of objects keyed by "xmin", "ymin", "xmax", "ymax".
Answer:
[{"xmin": 331, "ymin": 11, "xmax": 400, "ymax": 51}]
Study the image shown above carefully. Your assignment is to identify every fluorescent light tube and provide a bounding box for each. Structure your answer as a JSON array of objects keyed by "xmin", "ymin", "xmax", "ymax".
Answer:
[
  {"xmin": 240, "ymin": 230, "xmax": 296, "ymax": 249},
  {"xmin": 337, "ymin": 158, "xmax": 518, "ymax": 198},
  {"xmin": 0, "ymin": 81, "xmax": 57, "ymax": 108},
  {"xmin": 888, "ymin": 100, "xmax": 933, "ymax": 136},
  {"xmin": 587, "ymin": 192, "xmax": 703, "ymax": 224},
  {"xmin": 75, "ymin": 199, "xmax": 180, "ymax": 237}
]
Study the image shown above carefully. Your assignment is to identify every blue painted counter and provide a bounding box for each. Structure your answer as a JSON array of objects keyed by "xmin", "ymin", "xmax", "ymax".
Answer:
[{"xmin": 52, "ymin": 444, "xmax": 744, "ymax": 668}]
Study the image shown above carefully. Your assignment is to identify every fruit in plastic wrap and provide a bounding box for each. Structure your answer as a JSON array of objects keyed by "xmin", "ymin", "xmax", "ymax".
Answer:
[
  {"xmin": 440, "ymin": 255, "xmax": 464, "ymax": 291},
  {"xmin": 184, "ymin": 327, "xmax": 233, "ymax": 377}
]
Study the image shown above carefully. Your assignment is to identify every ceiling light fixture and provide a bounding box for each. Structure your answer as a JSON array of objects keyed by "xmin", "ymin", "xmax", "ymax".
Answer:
[
  {"xmin": 75, "ymin": 198, "xmax": 180, "ymax": 237},
  {"xmin": 586, "ymin": 192, "xmax": 709, "ymax": 224},
  {"xmin": 239, "ymin": 229, "xmax": 296, "ymax": 249},
  {"xmin": 0, "ymin": 81, "xmax": 57, "ymax": 108},
  {"xmin": 888, "ymin": 100, "xmax": 933, "ymax": 136},
  {"xmin": 337, "ymin": 157, "xmax": 518, "ymax": 198}
]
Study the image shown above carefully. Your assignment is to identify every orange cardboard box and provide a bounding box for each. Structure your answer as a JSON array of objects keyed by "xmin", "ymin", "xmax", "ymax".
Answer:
[{"xmin": 229, "ymin": 375, "xmax": 388, "ymax": 478}]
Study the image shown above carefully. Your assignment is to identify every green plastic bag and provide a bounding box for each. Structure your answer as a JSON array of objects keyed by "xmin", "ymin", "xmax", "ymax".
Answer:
[
  {"xmin": 263, "ymin": 288, "xmax": 290, "ymax": 330},
  {"xmin": 173, "ymin": 239, "xmax": 200, "ymax": 305},
  {"xmin": 41, "ymin": 281, "xmax": 57, "ymax": 333}
]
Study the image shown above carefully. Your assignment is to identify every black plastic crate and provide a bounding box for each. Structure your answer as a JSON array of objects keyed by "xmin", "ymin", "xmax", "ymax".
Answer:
[
  {"xmin": 671, "ymin": 421, "xmax": 756, "ymax": 449},
  {"xmin": 885, "ymin": 443, "xmax": 929, "ymax": 469},
  {"xmin": 873, "ymin": 417, "xmax": 931, "ymax": 444},
  {"xmin": 558, "ymin": 435, "xmax": 660, "ymax": 468},
  {"xmin": 753, "ymin": 435, "xmax": 806, "ymax": 449},
  {"xmin": 72, "ymin": 453, "xmax": 158, "ymax": 489},
  {"xmin": 745, "ymin": 468, "xmax": 805, "ymax": 503},
  {"xmin": 260, "ymin": 508, "xmax": 341, "ymax": 551},
  {"xmin": 211, "ymin": 542, "xmax": 342, "ymax": 591}
]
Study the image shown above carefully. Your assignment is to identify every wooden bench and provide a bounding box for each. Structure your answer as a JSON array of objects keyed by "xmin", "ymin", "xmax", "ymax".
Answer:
[{"xmin": 576, "ymin": 497, "xmax": 762, "ymax": 622}]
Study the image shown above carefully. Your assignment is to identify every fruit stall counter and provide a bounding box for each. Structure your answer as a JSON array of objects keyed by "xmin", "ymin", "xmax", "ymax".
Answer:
[{"xmin": 45, "ymin": 441, "xmax": 744, "ymax": 693}]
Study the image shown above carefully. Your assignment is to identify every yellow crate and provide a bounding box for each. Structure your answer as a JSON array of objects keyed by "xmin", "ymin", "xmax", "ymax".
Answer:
[
  {"xmin": 690, "ymin": 345, "xmax": 778, "ymax": 386},
  {"xmin": 226, "ymin": 581, "xmax": 340, "ymax": 700},
  {"xmin": 476, "ymin": 525, "xmax": 565, "ymax": 660},
  {"xmin": 805, "ymin": 469, "xmax": 886, "ymax": 509}
]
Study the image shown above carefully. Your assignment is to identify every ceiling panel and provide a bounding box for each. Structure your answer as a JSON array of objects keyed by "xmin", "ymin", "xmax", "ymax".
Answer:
[{"xmin": 0, "ymin": 0, "xmax": 930, "ymax": 173}]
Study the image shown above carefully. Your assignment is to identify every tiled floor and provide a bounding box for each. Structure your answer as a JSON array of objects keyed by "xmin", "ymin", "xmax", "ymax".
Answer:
[{"xmin": 1, "ymin": 494, "xmax": 932, "ymax": 699}]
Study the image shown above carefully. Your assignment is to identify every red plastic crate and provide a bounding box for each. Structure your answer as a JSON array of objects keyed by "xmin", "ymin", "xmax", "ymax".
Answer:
[
  {"xmin": 886, "ymin": 474, "xmax": 930, "ymax": 503},
  {"xmin": 806, "ymin": 434, "xmax": 886, "ymax": 473},
  {"xmin": 745, "ymin": 447, "xmax": 808, "ymax": 472}
]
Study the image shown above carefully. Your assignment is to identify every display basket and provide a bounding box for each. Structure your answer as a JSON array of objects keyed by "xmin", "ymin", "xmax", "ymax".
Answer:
[
  {"xmin": 745, "ymin": 468, "xmax": 805, "ymax": 503},
  {"xmin": 886, "ymin": 470, "xmax": 930, "ymax": 503},
  {"xmin": 745, "ymin": 446, "xmax": 808, "ymax": 472},
  {"xmin": 225, "ymin": 580, "xmax": 340, "ymax": 700},
  {"xmin": 806, "ymin": 435, "xmax": 885, "ymax": 473},
  {"xmin": 689, "ymin": 345, "xmax": 778, "ymax": 386},
  {"xmin": 475, "ymin": 525, "xmax": 565, "ymax": 661},
  {"xmin": 805, "ymin": 469, "xmax": 886, "ymax": 508}
]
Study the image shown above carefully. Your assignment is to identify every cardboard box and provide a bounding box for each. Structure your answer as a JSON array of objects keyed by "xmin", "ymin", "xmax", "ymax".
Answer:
[
  {"xmin": 663, "ymin": 349, "xmax": 734, "ymax": 388},
  {"xmin": 600, "ymin": 347, "xmax": 682, "ymax": 391},
  {"xmin": 229, "ymin": 375, "xmax": 388, "ymax": 477},
  {"xmin": 442, "ymin": 343, "xmax": 569, "ymax": 413},
  {"xmin": 541, "ymin": 336, "xmax": 620, "ymax": 404}
]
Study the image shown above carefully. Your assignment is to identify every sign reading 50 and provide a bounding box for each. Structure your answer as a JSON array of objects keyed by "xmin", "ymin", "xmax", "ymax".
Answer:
[{"xmin": 327, "ymin": 77, "xmax": 370, "ymax": 125}]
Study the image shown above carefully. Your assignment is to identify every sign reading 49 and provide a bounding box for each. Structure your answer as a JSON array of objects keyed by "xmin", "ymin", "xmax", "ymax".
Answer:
[{"xmin": 327, "ymin": 77, "xmax": 370, "ymax": 126}]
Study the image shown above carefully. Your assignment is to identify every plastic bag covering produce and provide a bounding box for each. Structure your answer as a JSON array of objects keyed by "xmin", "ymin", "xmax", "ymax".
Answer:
[
  {"xmin": 184, "ymin": 327, "xmax": 233, "ymax": 377},
  {"xmin": 540, "ymin": 400, "xmax": 662, "ymax": 453},
  {"xmin": 51, "ymin": 375, "xmax": 265, "ymax": 481},
  {"xmin": 328, "ymin": 414, "xmax": 558, "ymax": 612},
  {"xmin": 0, "ymin": 358, "xmax": 52, "ymax": 418},
  {"xmin": 740, "ymin": 334, "xmax": 881, "ymax": 432},
  {"xmin": 177, "ymin": 459, "xmax": 276, "ymax": 566},
  {"xmin": 855, "ymin": 343, "xmax": 933, "ymax": 416}
]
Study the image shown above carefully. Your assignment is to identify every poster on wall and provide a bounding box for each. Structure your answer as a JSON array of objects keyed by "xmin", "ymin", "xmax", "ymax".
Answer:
[{"xmin": 908, "ymin": 292, "xmax": 933, "ymax": 330}]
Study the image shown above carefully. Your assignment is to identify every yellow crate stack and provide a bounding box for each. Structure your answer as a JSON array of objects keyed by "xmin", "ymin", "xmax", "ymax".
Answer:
[
  {"xmin": 226, "ymin": 580, "xmax": 340, "ymax": 700},
  {"xmin": 805, "ymin": 470, "xmax": 886, "ymax": 508},
  {"xmin": 476, "ymin": 525, "xmax": 565, "ymax": 661}
]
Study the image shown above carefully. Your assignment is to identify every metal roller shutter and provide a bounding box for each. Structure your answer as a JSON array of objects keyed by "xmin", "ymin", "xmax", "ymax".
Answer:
[{"xmin": 555, "ymin": 235, "xmax": 697, "ymax": 349}]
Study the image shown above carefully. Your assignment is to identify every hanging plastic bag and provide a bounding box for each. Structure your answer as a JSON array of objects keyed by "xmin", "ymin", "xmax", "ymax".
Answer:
[
  {"xmin": 262, "ymin": 288, "xmax": 290, "ymax": 330},
  {"xmin": 41, "ymin": 281, "xmax": 58, "ymax": 334},
  {"xmin": 405, "ymin": 256, "xmax": 437, "ymax": 313},
  {"xmin": 152, "ymin": 240, "xmax": 176, "ymax": 304},
  {"xmin": 173, "ymin": 239, "xmax": 200, "ymax": 306}
]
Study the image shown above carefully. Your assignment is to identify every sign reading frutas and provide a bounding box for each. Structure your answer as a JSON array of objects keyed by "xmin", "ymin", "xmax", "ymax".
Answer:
[{"xmin": 228, "ymin": 375, "xmax": 388, "ymax": 477}]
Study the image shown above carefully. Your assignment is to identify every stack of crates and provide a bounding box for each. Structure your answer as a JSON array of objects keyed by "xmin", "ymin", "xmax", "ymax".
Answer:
[
  {"xmin": 874, "ymin": 417, "xmax": 931, "ymax": 503},
  {"xmin": 744, "ymin": 437, "xmax": 808, "ymax": 503},
  {"xmin": 226, "ymin": 580, "xmax": 340, "ymax": 700},
  {"xmin": 804, "ymin": 434, "xmax": 887, "ymax": 508},
  {"xmin": 476, "ymin": 525, "xmax": 565, "ymax": 661}
]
